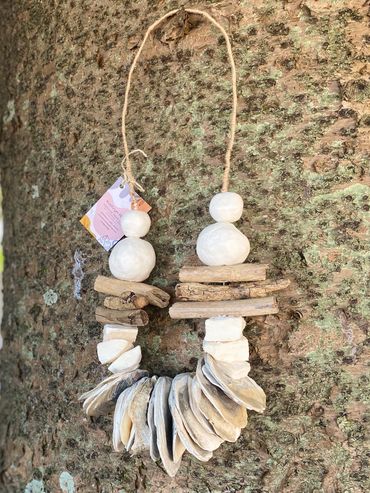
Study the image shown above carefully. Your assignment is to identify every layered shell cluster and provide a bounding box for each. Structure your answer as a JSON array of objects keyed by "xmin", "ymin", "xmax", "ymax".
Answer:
[{"xmin": 80, "ymin": 317, "xmax": 265, "ymax": 476}]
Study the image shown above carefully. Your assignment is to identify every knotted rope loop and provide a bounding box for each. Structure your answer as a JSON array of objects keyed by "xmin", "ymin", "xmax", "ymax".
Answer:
[{"xmin": 121, "ymin": 8, "xmax": 238, "ymax": 207}]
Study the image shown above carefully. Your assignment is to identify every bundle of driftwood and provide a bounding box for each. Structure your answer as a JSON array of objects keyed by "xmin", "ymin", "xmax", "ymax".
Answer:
[
  {"xmin": 170, "ymin": 263, "xmax": 289, "ymax": 319},
  {"xmin": 94, "ymin": 275, "xmax": 170, "ymax": 326}
]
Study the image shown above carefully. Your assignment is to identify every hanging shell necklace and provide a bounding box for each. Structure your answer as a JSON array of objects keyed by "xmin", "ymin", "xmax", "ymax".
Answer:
[{"xmin": 80, "ymin": 8, "xmax": 289, "ymax": 477}]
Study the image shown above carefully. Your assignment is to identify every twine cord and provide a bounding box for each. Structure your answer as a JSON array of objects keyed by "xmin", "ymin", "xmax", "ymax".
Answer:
[{"xmin": 121, "ymin": 8, "xmax": 237, "ymax": 205}]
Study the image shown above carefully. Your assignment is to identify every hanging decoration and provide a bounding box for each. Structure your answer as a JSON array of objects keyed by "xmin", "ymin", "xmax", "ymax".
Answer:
[{"xmin": 80, "ymin": 8, "xmax": 290, "ymax": 477}]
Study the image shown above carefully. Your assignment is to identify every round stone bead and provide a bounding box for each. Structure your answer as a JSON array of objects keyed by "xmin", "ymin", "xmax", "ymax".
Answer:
[
  {"xmin": 120, "ymin": 210, "xmax": 151, "ymax": 238},
  {"xmin": 209, "ymin": 192, "xmax": 243, "ymax": 223},
  {"xmin": 109, "ymin": 237, "xmax": 156, "ymax": 281},
  {"xmin": 196, "ymin": 222, "xmax": 250, "ymax": 266}
]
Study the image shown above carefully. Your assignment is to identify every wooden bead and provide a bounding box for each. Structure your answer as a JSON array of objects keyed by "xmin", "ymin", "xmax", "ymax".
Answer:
[
  {"xmin": 120, "ymin": 210, "xmax": 151, "ymax": 237},
  {"xmin": 196, "ymin": 222, "xmax": 250, "ymax": 266},
  {"xmin": 109, "ymin": 237, "xmax": 156, "ymax": 282},
  {"xmin": 209, "ymin": 192, "xmax": 243, "ymax": 222}
]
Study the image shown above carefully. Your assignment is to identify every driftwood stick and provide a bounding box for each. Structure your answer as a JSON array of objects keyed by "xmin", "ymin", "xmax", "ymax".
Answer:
[
  {"xmin": 103, "ymin": 295, "xmax": 149, "ymax": 310},
  {"xmin": 179, "ymin": 264, "xmax": 268, "ymax": 283},
  {"xmin": 169, "ymin": 297, "xmax": 278, "ymax": 319},
  {"xmin": 95, "ymin": 306, "xmax": 149, "ymax": 326},
  {"xmin": 94, "ymin": 275, "xmax": 170, "ymax": 308},
  {"xmin": 175, "ymin": 279, "xmax": 290, "ymax": 301}
]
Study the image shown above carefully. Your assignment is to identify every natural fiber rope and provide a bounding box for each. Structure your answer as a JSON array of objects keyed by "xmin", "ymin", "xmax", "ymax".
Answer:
[{"xmin": 121, "ymin": 8, "xmax": 238, "ymax": 205}]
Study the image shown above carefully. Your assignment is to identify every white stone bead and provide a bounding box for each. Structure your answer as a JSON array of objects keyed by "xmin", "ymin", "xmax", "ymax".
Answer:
[
  {"xmin": 108, "ymin": 345, "xmax": 142, "ymax": 373},
  {"xmin": 109, "ymin": 237, "xmax": 156, "ymax": 282},
  {"xmin": 203, "ymin": 336, "xmax": 249, "ymax": 362},
  {"xmin": 196, "ymin": 222, "xmax": 250, "ymax": 266},
  {"xmin": 120, "ymin": 210, "xmax": 151, "ymax": 238},
  {"xmin": 103, "ymin": 325, "xmax": 138, "ymax": 343},
  {"xmin": 209, "ymin": 192, "xmax": 244, "ymax": 222},
  {"xmin": 97, "ymin": 339, "xmax": 133, "ymax": 364},
  {"xmin": 204, "ymin": 316, "xmax": 246, "ymax": 342}
]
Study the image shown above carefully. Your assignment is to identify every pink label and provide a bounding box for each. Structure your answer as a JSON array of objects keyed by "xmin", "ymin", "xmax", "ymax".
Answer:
[{"xmin": 80, "ymin": 177, "xmax": 151, "ymax": 251}]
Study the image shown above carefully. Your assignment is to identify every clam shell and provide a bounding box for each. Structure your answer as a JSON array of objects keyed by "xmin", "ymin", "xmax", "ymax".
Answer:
[
  {"xmin": 204, "ymin": 354, "xmax": 266, "ymax": 412},
  {"xmin": 169, "ymin": 374, "xmax": 213, "ymax": 462},
  {"xmin": 80, "ymin": 369, "xmax": 148, "ymax": 416},
  {"xmin": 147, "ymin": 382, "xmax": 160, "ymax": 461},
  {"xmin": 213, "ymin": 360, "xmax": 251, "ymax": 380},
  {"xmin": 127, "ymin": 377, "xmax": 155, "ymax": 454},
  {"xmin": 113, "ymin": 385, "xmax": 134, "ymax": 451},
  {"xmin": 192, "ymin": 378, "xmax": 241, "ymax": 442},
  {"xmin": 196, "ymin": 359, "xmax": 247, "ymax": 428},
  {"xmin": 154, "ymin": 376, "xmax": 184, "ymax": 477},
  {"xmin": 176, "ymin": 374, "xmax": 223, "ymax": 451},
  {"xmin": 187, "ymin": 376, "xmax": 221, "ymax": 436}
]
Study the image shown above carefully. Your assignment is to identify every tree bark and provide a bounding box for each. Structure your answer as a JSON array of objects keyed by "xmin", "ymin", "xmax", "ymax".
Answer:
[{"xmin": 0, "ymin": 1, "xmax": 369, "ymax": 492}]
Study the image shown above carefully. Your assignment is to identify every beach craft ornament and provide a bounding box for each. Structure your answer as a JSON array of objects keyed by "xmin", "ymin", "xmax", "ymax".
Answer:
[{"xmin": 81, "ymin": 8, "xmax": 290, "ymax": 477}]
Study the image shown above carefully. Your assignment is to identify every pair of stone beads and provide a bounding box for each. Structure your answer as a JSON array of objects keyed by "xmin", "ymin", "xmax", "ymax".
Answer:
[
  {"xmin": 196, "ymin": 192, "xmax": 250, "ymax": 266},
  {"xmin": 109, "ymin": 191, "xmax": 249, "ymax": 281},
  {"xmin": 109, "ymin": 210, "xmax": 156, "ymax": 282}
]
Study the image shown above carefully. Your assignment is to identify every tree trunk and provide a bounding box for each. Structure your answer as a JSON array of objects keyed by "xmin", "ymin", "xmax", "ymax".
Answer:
[{"xmin": 0, "ymin": 1, "xmax": 369, "ymax": 492}]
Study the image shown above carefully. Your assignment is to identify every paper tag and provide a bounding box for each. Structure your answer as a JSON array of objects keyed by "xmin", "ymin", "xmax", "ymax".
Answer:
[{"xmin": 80, "ymin": 177, "xmax": 151, "ymax": 251}]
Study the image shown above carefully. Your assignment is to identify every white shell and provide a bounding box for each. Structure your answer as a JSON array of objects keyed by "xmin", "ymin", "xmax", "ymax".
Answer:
[
  {"xmin": 120, "ymin": 210, "xmax": 151, "ymax": 238},
  {"xmin": 203, "ymin": 337, "xmax": 249, "ymax": 362},
  {"xmin": 97, "ymin": 339, "xmax": 133, "ymax": 364},
  {"xmin": 154, "ymin": 377, "xmax": 185, "ymax": 477},
  {"xmin": 196, "ymin": 222, "xmax": 250, "ymax": 266},
  {"xmin": 204, "ymin": 354, "xmax": 266, "ymax": 413},
  {"xmin": 108, "ymin": 346, "xmax": 142, "ymax": 373},
  {"xmin": 174, "ymin": 374, "xmax": 222, "ymax": 452},
  {"xmin": 204, "ymin": 316, "xmax": 246, "ymax": 342},
  {"xmin": 128, "ymin": 377, "xmax": 154, "ymax": 454},
  {"xmin": 103, "ymin": 325, "xmax": 138, "ymax": 343},
  {"xmin": 195, "ymin": 359, "xmax": 247, "ymax": 428},
  {"xmin": 191, "ymin": 377, "xmax": 241, "ymax": 442},
  {"xmin": 109, "ymin": 237, "xmax": 156, "ymax": 282},
  {"xmin": 209, "ymin": 192, "xmax": 243, "ymax": 222},
  {"xmin": 79, "ymin": 369, "xmax": 147, "ymax": 417},
  {"xmin": 215, "ymin": 360, "xmax": 251, "ymax": 380},
  {"xmin": 168, "ymin": 375, "xmax": 213, "ymax": 462}
]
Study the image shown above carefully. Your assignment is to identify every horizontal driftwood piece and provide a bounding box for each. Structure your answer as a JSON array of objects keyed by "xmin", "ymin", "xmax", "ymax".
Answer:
[
  {"xmin": 95, "ymin": 306, "xmax": 149, "ymax": 326},
  {"xmin": 175, "ymin": 279, "xmax": 290, "ymax": 301},
  {"xmin": 103, "ymin": 295, "xmax": 148, "ymax": 310},
  {"xmin": 94, "ymin": 275, "xmax": 170, "ymax": 308},
  {"xmin": 179, "ymin": 264, "xmax": 268, "ymax": 283},
  {"xmin": 169, "ymin": 296, "xmax": 278, "ymax": 319}
]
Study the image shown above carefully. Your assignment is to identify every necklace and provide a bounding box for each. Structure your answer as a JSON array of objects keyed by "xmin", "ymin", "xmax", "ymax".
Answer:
[{"xmin": 80, "ymin": 8, "xmax": 289, "ymax": 477}]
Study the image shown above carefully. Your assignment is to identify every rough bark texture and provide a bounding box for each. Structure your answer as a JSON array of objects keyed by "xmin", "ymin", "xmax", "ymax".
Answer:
[{"xmin": 0, "ymin": 1, "xmax": 369, "ymax": 492}]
